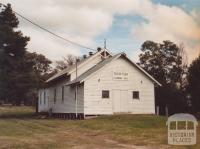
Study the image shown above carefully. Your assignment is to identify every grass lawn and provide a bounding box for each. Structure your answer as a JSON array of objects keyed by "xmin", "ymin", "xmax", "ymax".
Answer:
[{"xmin": 0, "ymin": 106, "xmax": 199, "ymax": 149}]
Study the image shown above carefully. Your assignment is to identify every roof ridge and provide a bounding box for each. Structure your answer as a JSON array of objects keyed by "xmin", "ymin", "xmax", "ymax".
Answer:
[{"xmin": 46, "ymin": 48, "xmax": 110, "ymax": 83}]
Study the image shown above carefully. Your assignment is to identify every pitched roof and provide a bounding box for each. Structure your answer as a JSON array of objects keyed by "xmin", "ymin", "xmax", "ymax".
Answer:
[
  {"xmin": 46, "ymin": 55, "xmax": 89, "ymax": 83},
  {"xmin": 65, "ymin": 53, "xmax": 122, "ymax": 86},
  {"xmin": 65, "ymin": 53, "xmax": 161, "ymax": 86},
  {"xmin": 46, "ymin": 48, "xmax": 110, "ymax": 83}
]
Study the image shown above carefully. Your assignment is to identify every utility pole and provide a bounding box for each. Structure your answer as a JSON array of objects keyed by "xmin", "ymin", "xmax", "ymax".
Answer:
[
  {"xmin": 75, "ymin": 59, "xmax": 78, "ymax": 118},
  {"xmin": 103, "ymin": 39, "xmax": 107, "ymax": 58},
  {"xmin": 104, "ymin": 39, "xmax": 106, "ymax": 49}
]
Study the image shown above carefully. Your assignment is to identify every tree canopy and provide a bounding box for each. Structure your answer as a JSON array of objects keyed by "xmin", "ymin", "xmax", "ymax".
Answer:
[
  {"xmin": 139, "ymin": 40, "xmax": 184, "ymax": 86},
  {"xmin": 138, "ymin": 40, "xmax": 187, "ymax": 114},
  {"xmin": 0, "ymin": 4, "xmax": 30, "ymax": 105}
]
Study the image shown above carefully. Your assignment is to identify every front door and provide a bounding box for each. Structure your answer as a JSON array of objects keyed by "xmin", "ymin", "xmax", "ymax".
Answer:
[
  {"xmin": 120, "ymin": 90, "xmax": 129, "ymax": 112},
  {"xmin": 112, "ymin": 90, "xmax": 129, "ymax": 113}
]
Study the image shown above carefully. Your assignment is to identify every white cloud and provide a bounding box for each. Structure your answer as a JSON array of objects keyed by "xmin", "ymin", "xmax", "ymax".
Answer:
[
  {"xmin": 1, "ymin": 0, "xmax": 200, "ymax": 63},
  {"xmin": 2, "ymin": 0, "xmax": 114, "ymax": 60},
  {"xmin": 191, "ymin": 10, "xmax": 200, "ymax": 25},
  {"xmin": 131, "ymin": 2, "xmax": 200, "ymax": 63}
]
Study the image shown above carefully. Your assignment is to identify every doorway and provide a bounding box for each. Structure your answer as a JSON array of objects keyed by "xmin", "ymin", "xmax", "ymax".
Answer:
[{"xmin": 112, "ymin": 90, "xmax": 129, "ymax": 113}]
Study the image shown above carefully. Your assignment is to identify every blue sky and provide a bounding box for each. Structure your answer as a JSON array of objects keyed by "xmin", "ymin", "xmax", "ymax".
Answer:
[
  {"xmin": 153, "ymin": 0, "xmax": 200, "ymax": 11},
  {"xmin": 95, "ymin": 15, "xmax": 144, "ymax": 54}
]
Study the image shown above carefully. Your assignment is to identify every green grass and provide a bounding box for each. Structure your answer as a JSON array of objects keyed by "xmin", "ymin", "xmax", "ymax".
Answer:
[{"xmin": 0, "ymin": 106, "xmax": 199, "ymax": 149}]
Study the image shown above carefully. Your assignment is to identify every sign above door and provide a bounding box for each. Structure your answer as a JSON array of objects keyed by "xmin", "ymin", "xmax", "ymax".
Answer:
[{"xmin": 113, "ymin": 71, "xmax": 129, "ymax": 81}]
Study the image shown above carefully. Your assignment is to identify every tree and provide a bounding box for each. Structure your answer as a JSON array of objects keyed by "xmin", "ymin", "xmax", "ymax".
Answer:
[
  {"xmin": 187, "ymin": 55, "xmax": 200, "ymax": 112},
  {"xmin": 25, "ymin": 52, "xmax": 52, "ymax": 88},
  {"xmin": 23, "ymin": 52, "xmax": 53, "ymax": 106},
  {"xmin": 55, "ymin": 54, "xmax": 77, "ymax": 71},
  {"xmin": 0, "ymin": 3, "xmax": 30, "ymax": 105},
  {"xmin": 139, "ymin": 40, "xmax": 184, "ymax": 85},
  {"xmin": 138, "ymin": 40, "xmax": 187, "ymax": 114}
]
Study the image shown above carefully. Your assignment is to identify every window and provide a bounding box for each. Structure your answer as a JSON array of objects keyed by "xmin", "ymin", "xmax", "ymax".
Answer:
[
  {"xmin": 102, "ymin": 90, "xmax": 109, "ymax": 98},
  {"xmin": 40, "ymin": 92, "xmax": 42, "ymax": 105},
  {"xmin": 54, "ymin": 88, "xmax": 56, "ymax": 104},
  {"xmin": 44, "ymin": 91, "xmax": 46, "ymax": 104},
  {"xmin": 61, "ymin": 86, "xmax": 64, "ymax": 102},
  {"xmin": 133, "ymin": 91, "xmax": 139, "ymax": 99}
]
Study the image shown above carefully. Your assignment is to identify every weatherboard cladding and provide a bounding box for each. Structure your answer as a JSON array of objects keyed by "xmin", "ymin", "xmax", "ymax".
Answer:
[
  {"xmin": 83, "ymin": 56, "xmax": 155, "ymax": 115},
  {"xmin": 39, "ymin": 49, "xmax": 161, "ymax": 115}
]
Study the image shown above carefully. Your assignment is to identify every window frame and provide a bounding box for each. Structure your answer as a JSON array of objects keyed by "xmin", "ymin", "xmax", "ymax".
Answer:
[
  {"xmin": 132, "ymin": 91, "xmax": 139, "ymax": 99},
  {"xmin": 102, "ymin": 90, "xmax": 110, "ymax": 99}
]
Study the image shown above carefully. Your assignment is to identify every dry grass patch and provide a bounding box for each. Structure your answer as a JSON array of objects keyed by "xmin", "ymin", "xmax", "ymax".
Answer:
[{"xmin": 0, "ymin": 106, "xmax": 199, "ymax": 149}]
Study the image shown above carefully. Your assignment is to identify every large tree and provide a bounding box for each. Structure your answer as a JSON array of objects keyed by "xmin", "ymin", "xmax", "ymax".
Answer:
[
  {"xmin": 187, "ymin": 55, "xmax": 200, "ymax": 112},
  {"xmin": 0, "ymin": 3, "xmax": 30, "ymax": 105},
  {"xmin": 138, "ymin": 40, "xmax": 187, "ymax": 114},
  {"xmin": 25, "ymin": 52, "xmax": 53, "ymax": 88}
]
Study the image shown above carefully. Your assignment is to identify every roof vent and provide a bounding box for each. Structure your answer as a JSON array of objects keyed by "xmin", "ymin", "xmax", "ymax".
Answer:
[
  {"xmin": 83, "ymin": 55, "xmax": 87, "ymax": 59},
  {"xmin": 89, "ymin": 52, "xmax": 93, "ymax": 56}
]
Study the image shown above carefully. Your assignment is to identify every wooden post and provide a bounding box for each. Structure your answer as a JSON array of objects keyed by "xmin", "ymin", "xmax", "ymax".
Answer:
[{"xmin": 156, "ymin": 106, "xmax": 159, "ymax": 115}]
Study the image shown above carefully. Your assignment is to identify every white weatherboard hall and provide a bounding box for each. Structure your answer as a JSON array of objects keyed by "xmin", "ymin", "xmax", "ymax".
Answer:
[{"xmin": 38, "ymin": 48, "xmax": 161, "ymax": 118}]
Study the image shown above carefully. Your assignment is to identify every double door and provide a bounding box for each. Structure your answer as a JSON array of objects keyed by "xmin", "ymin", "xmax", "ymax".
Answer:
[{"xmin": 112, "ymin": 90, "xmax": 130, "ymax": 113}]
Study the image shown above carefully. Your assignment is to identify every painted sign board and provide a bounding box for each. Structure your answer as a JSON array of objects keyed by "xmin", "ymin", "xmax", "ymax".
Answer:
[{"xmin": 113, "ymin": 72, "xmax": 128, "ymax": 80}]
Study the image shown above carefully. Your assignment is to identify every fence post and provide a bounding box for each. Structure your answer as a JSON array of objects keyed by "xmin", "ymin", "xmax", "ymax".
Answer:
[{"xmin": 156, "ymin": 106, "xmax": 159, "ymax": 115}]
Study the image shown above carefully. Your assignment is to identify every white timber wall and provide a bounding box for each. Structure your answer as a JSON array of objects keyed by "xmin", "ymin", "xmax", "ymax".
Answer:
[
  {"xmin": 48, "ymin": 83, "xmax": 84, "ymax": 113},
  {"xmin": 38, "ymin": 82, "xmax": 84, "ymax": 114},
  {"xmin": 38, "ymin": 52, "xmax": 102, "ymax": 114},
  {"xmin": 84, "ymin": 57, "xmax": 155, "ymax": 115}
]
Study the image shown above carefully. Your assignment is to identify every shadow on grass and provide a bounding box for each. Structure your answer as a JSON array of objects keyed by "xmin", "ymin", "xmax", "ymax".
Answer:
[
  {"xmin": 0, "ymin": 106, "xmax": 49, "ymax": 120},
  {"xmin": 0, "ymin": 113, "xmax": 41, "ymax": 119}
]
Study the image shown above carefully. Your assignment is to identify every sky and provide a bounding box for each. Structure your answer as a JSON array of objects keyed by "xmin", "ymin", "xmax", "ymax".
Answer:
[{"xmin": 1, "ymin": 0, "xmax": 200, "ymax": 63}]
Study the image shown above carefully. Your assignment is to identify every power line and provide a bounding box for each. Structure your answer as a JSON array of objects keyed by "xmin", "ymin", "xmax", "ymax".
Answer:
[{"xmin": 2, "ymin": 4, "xmax": 96, "ymax": 52}]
